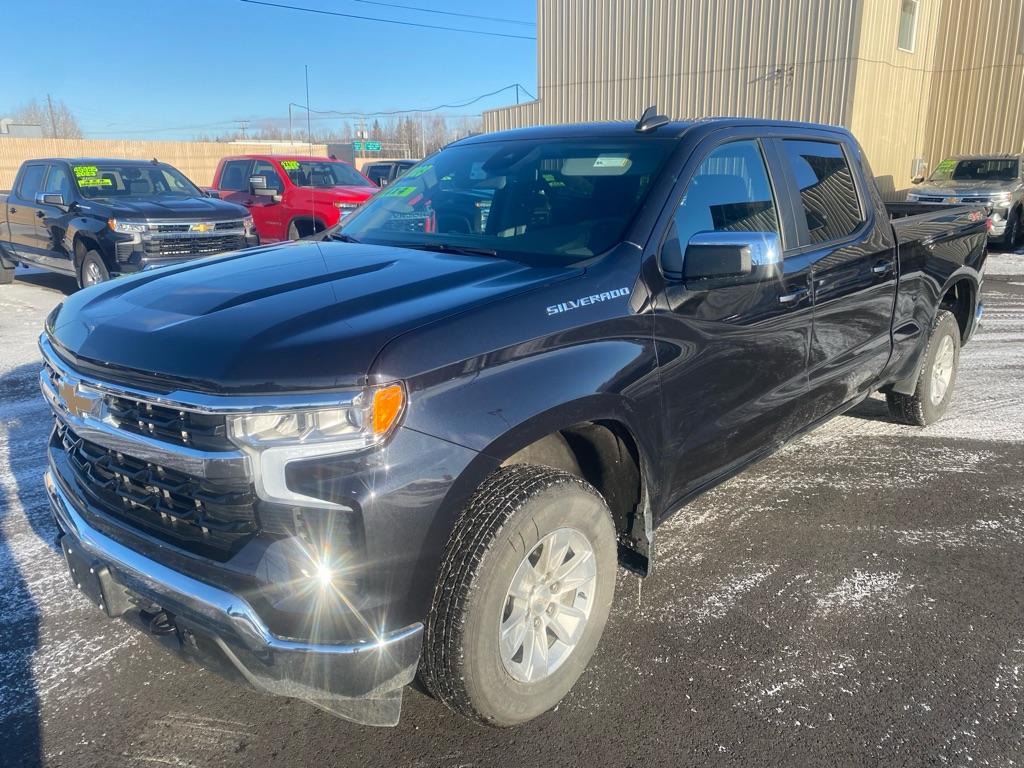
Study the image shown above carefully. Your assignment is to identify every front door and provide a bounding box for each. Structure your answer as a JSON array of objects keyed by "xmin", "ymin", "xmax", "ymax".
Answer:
[
  {"xmin": 653, "ymin": 136, "xmax": 814, "ymax": 508},
  {"xmin": 35, "ymin": 163, "xmax": 75, "ymax": 273},
  {"xmin": 7, "ymin": 163, "xmax": 47, "ymax": 261},
  {"xmin": 775, "ymin": 138, "xmax": 897, "ymax": 419}
]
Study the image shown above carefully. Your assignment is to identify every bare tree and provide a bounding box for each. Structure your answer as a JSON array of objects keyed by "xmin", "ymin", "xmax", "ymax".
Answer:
[{"xmin": 10, "ymin": 96, "xmax": 82, "ymax": 138}]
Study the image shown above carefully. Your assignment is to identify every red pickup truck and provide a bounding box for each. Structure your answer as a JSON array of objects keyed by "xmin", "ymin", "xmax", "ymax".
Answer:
[{"xmin": 209, "ymin": 155, "xmax": 377, "ymax": 242}]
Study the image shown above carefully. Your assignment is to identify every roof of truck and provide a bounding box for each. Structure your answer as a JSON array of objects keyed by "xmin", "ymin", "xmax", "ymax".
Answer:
[
  {"xmin": 946, "ymin": 153, "xmax": 1023, "ymax": 160},
  {"xmin": 218, "ymin": 154, "xmax": 353, "ymax": 163},
  {"xmin": 453, "ymin": 117, "xmax": 853, "ymax": 146},
  {"xmin": 27, "ymin": 158, "xmax": 173, "ymax": 165}
]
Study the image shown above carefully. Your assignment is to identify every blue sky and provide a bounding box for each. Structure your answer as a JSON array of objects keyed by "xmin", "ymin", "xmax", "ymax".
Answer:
[{"xmin": 2, "ymin": 0, "xmax": 537, "ymax": 139}]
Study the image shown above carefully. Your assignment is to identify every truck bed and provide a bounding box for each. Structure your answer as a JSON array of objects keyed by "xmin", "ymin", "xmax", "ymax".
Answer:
[{"xmin": 886, "ymin": 201, "xmax": 988, "ymax": 248}]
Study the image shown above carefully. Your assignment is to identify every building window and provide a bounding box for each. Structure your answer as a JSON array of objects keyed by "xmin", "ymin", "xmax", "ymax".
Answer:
[{"xmin": 898, "ymin": 0, "xmax": 918, "ymax": 52}]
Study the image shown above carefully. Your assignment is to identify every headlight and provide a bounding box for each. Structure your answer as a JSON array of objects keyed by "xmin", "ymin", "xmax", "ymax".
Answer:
[
  {"xmin": 243, "ymin": 215, "xmax": 255, "ymax": 235},
  {"xmin": 108, "ymin": 218, "xmax": 147, "ymax": 234},
  {"xmin": 906, "ymin": 193, "xmax": 920, "ymax": 202},
  {"xmin": 227, "ymin": 383, "xmax": 405, "ymax": 509},
  {"xmin": 990, "ymin": 192, "xmax": 1012, "ymax": 205},
  {"xmin": 333, "ymin": 201, "xmax": 359, "ymax": 217}
]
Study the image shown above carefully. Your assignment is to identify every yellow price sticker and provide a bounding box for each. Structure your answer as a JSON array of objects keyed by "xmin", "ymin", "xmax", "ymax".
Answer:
[
  {"xmin": 281, "ymin": 160, "xmax": 300, "ymax": 170},
  {"xmin": 382, "ymin": 185, "xmax": 416, "ymax": 197},
  {"xmin": 73, "ymin": 165, "xmax": 98, "ymax": 178},
  {"xmin": 78, "ymin": 177, "xmax": 112, "ymax": 187}
]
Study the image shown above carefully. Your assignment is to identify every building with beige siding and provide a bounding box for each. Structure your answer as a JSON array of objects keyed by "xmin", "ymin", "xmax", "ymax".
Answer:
[{"xmin": 484, "ymin": 0, "xmax": 1024, "ymax": 200}]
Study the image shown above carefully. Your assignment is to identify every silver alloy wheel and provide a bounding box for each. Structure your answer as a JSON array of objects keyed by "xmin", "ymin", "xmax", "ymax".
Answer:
[
  {"xmin": 498, "ymin": 526, "xmax": 597, "ymax": 684},
  {"xmin": 930, "ymin": 334, "xmax": 955, "ymax": 405},
  {"xmin": 83, "ymin": 261, "xmax": 104, "ymax": 286}
]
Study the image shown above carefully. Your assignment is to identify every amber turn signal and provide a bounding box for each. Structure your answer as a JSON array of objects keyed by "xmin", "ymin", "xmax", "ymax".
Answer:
[{"xmin": 371, "ymin": 384, "xmax": 405, "ymax": 436}]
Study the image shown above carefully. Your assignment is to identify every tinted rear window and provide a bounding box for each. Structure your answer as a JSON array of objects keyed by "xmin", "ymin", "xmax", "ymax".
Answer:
[
  {"xmin": 781, "ymin": 140, "xmax": 864, "ymax": 244},
  {"xmin": 18, "ymin": 165, "xmax": 46, "ymax": 198}
]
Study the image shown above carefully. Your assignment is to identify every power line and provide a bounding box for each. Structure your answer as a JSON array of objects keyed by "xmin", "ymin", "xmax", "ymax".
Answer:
[
  {"xmin": 238, "ymin": 0, "xmax": 536, "ymax": 40},
  {"xmin": 352, "ymin": 0, "xmax": 534, "ymax": 26},
  {"xmin": 288, "ymin": 83, "xmax": 535, "ymax": 118}
]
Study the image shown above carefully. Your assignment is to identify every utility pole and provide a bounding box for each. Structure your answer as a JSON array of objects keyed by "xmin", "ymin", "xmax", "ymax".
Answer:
[
  {"xmin": 305, "ymin": 65, "xmax": 312, "ymax": 155},
  {"xmin": 515, "ymin": 84, "xmax": 520, "ymax": 105},
  {"xmin": 46, "ymin": 93, "xmax": 58, "ymax": 138}
]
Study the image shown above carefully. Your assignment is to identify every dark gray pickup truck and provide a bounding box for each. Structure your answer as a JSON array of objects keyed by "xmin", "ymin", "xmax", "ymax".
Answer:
[
  {"xmin": 0, "ymin": 158, "xmax": 258, "ymax": 289},
  {"xmin": 39, "ymin": 113, "xmax": 987, "ymax": 729}
]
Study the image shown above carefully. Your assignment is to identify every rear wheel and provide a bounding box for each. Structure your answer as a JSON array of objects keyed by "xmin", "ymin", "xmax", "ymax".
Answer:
[
  {"xmin": 287, "ymin": 221, "xmax": 301, "ymax": 240},
  {"xmin": 886, "ymin": 309, "xmax": 960, "ymax": 426},
  {"xmin": 77, "ymin": 250, "xmax": 109, "ymax": 289},
  {"xmin": 420, "ymin": 464, "xmax": 617, "ymax": 727}
]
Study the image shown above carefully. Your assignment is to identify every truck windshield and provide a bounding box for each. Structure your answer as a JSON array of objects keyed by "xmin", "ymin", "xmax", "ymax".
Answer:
[
  {"xmin": 282, "ymin": 160, "xmax": 372, "ymax": 188},
  {"xmin": 930, "ymin": 158, "xmax": 1020, "ymax": 182},
  {"xmin": 72, "ymin": 163, "xmax": 202, "ymax": 200},
  {"xmin": 337, "ymin": 138, "xmax": 675, "ymax": 265}
]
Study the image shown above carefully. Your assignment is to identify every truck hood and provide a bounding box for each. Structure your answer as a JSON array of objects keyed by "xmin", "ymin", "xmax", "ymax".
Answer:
[
  {"xmin": 312, "ymin": 185, "xmax": 377, "ymax": 203},
  {"xmin": 49, "ymin": 241, "xmax": 575, "ymax": 392},
  {"xmin": 915, "ymin": 180, "xmax": 1020, "ymax": 197},
  {"xmin": 97, "ymin": 196, "xmax": 250, "ymax": 220}
]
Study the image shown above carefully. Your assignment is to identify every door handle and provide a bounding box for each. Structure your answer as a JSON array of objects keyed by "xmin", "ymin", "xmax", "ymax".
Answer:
[
  {"xmin": 779, "ymin": 287, "xmax": 808, "ymax": 305},
  {"xmin": 871, "ymin": 259, "xmax": 894, "ymax": 276}
]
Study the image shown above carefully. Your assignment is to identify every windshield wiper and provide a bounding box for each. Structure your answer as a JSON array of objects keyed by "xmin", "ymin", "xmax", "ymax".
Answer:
[
  {"xmin": 405, "ymin": 242, "xmax": 499, "ymax": 258},
  {"xmin": 327, "ymin": 231, "xmax": 360, "ymax": 243}
]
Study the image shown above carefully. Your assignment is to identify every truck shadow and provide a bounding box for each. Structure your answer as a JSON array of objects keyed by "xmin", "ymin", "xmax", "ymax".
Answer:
[
  {"xmin": 0, "ymin": 361, "xmax": 58, "ymax": 767},
  {"xmin": 14, "ymin": 268, "xmax": 78, "ymax": 297}
]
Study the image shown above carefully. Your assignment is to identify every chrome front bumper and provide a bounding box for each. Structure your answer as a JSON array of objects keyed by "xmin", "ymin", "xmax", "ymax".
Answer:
[{"xmin": 44, "ymin": 469, "xmax": 423, "ymax": 726}]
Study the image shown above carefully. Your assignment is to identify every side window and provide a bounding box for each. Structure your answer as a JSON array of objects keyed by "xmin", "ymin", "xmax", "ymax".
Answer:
[
  {"xmin": 18, "ymin": 164, "xmax": 47, "ymax": 199},
  {"xmin": 43, "ymin": 165, "xmax": 72, "ymax": 198},
  {"xmin": 219, "ymin": 160, "xmax": 252, "ymax": 191},
  {"xmin": 673, "ymin": 139, "xmax": 780, "ymax": 250},
  {"xmin": 781, "ymin": 140, "xmax": 864, "ymax": 245},
  {"xmin": 252, "ymin": 160, "xmax": 284, "ymax": 192}
]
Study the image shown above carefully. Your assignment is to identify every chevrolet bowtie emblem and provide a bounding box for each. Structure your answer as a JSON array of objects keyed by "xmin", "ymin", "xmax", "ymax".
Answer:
[
  {"xmin": 57, "ymin": 378, "xmax": 102, "ymax": 419},
  {"xmin": 190, "ymin": 222, "xmax": 214, "ymax": 233}
]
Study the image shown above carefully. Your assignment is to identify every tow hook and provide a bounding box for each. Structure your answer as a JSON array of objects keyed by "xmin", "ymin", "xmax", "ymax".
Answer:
[{"xmin": 143, "ymin": 609, "xmax": 176, "ymax": 636}]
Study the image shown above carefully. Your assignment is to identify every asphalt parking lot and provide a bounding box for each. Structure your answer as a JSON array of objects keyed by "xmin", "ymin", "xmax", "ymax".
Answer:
[{"xmin": 2, "ymin": 256, "xmax": 1023, "ymax": 768}]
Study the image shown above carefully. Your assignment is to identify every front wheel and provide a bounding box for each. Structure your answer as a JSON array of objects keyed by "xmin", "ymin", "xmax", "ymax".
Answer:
[
  {"xmin": 1003, "ymin": 209, "xmax": 1021, "ymax": 250},
  {"xmin": 77, "ymin": 250, "xmax": 110, "ymax": 289},
  {"xmin": 886, "ymin": 309, "xmax": 961, "ymax": 426},
  {"xmin": 420, "ymin": 464, "xmax": 617, "ymax": 727}
]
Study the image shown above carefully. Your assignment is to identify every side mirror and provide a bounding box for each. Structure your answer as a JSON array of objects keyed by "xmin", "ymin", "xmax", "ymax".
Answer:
[
  {"xmin": 679, "ymin": 231, "xmax": 781, "ymax": 283},
  {"xmin": 35, "ymin": 192, "xmax": 66, "ymax": 208},
  {"xmin": 911, "ymin": 175, "xmax": 925, "ymax": 185}
]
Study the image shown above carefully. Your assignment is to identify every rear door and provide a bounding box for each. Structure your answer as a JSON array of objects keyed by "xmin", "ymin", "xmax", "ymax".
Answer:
[
  {"xmin": 653, "ymin": 132, "xmax": 815, "ymax": 506},
  {"xmin": 774, "ymin": 136, "xmax": 897, "ymax": 419},
  {"xmin": 6, "ymin": 163, "xmax": 47, "ymax": 261}
]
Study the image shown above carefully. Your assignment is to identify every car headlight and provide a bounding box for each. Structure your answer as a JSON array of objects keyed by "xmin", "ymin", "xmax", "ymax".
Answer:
[
  {"xmin": 906, "ymin": 193, "xmax": 920, "ymax": 202},
  {"xmin": 333, "ymin": 201, "xmax": 360, "ymax": 217},
  {"xmin": 989, "ymin": 192, "xmax": 1012, "ymax": 205},
  {"xmin": 108, "ymin": 219, "xmax": 147, "ymax": 234},
  {"xmin": 227, "ymin": 383, "xmax": 405, "ymax": 508},
  {"xmin": 243, "ymin": 215, "xmax": 255, "ymax": 236}
]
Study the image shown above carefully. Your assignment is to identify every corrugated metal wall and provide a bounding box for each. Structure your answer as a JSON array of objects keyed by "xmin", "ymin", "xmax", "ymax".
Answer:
[
  {"xmin": 0, "ymin": 138, "xmax": 328, "ymax": 189},
  {"xmin": 486, "ymin": 0, "xmax": 862, "ymax": 130},
  {"xmin": 923, "ymin": 0, "xmax": 1024, "ymax": 166},
  {"xmin": 485, "ymin": 0, "xmax": 1024, "ymax": 201}
]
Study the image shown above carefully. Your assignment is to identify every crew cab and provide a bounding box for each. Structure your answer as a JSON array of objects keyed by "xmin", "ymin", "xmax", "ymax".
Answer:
[
  {"xmin": 210, "ymin": 154, "xmax": 376, "ymax": 242},
  {"xmin": 0, "ymin": 158, "xmax": 257, "ymax": 289},
  {"xmin": 39, "ymin": 114, "xmax": 986, "ymax": 730},
  {"xmin": 908, "ymin": 154, "xmax": 1024, "ymax": 248}
]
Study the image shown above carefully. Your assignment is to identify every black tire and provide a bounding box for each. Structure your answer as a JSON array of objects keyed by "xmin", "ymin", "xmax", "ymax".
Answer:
[
  {"xmin": 77, "ymin": 250, "xmax": 110, "ymax": 289},
  {"xmin": 886, "ymin": 309, "xmax": 961, "ymax": 426},
  {"xmin": 1002, "ymin": 209, "xmax": 1021, "ymax": 250},
  {"xmin": 420, "ymin": 464, "xmax": 617, "ymax": 727},
  {"xmin": 287, "ymin": 221, "xmax": 301, "ymax": 240},
  {"xmin": 0, "ymin": 264, "xmax": 13, "ymax": 285}
]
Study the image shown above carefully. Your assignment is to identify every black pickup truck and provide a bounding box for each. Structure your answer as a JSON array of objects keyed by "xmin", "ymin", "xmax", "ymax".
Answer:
[
  {"xmin": 39, "ymin": 114, "xmax": 987, "ymax": 728},
  {"xmin": 0, "ymin": 158, "xmax": 258, "ymax": 289}
]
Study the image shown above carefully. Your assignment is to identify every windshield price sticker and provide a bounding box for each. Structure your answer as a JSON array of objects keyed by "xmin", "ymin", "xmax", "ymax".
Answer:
[
  {"xmin": 73, "ymin": 165, "xmax": 98, "ymax": 178},
  {"xmin": 281, "ymin": 160, "xmax": 300, "ymax": 170},
  {"xmin": 78, "ymin": 177, "xmax": 112, "ymax": 187},
  {"xmin": 935, "ymin": 159, "xmax": 956, "ymax": 173},
  {"xmin": 382, "ymin": 185, "xmax": 416, "ymax": 197},
  {"xmin": 405, "ymin": 164, "xmax": 432, "ymax": 178}
]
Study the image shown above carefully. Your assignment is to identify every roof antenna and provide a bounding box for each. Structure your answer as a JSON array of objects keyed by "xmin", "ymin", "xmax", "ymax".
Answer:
[{"xmin": 635, "ymin": 105, "xmax": 670, "ymax": 133}]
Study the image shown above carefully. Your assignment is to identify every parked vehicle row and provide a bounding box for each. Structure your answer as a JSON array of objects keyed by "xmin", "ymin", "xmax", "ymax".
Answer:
[
  {"xmin": 39, "ymin": 114, "xmax": 987, "ymax": 729},
  {"xmin": 0, "ymin": 158, "xmax": 258, "ymax": 288},
  {"xmin": 908, "ymin": 153, "xmax": 1024, "ymax": 248}
]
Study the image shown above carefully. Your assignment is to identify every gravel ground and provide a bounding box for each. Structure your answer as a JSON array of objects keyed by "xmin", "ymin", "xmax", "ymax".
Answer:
[{"xmin": 1, "ymin": 256, "xmax": 1023, "ymax": 768}]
